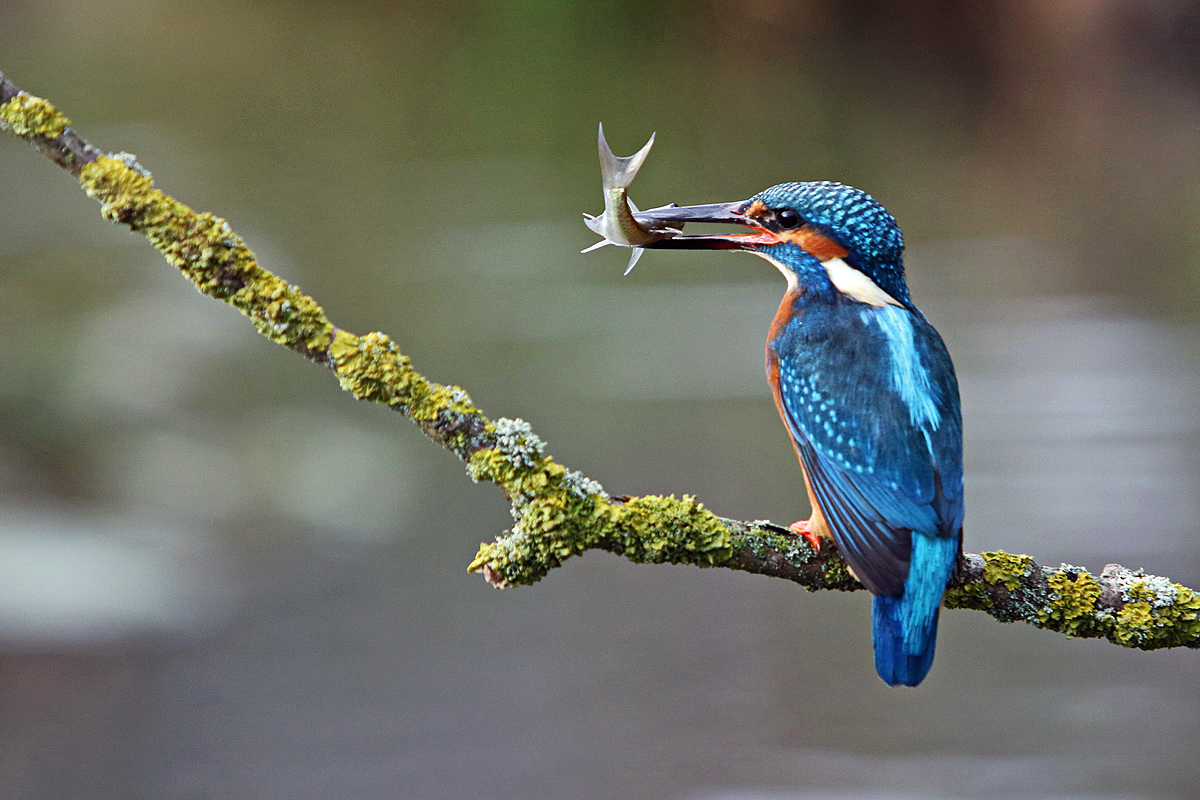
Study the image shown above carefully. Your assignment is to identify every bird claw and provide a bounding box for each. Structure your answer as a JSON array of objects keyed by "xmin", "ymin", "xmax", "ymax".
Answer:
[{"xmin": 788, "ymin": 520, "xmax": 822, "ymax": 552}]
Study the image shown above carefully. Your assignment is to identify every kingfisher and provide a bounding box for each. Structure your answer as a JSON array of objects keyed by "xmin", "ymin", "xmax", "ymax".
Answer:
[{"xmin": 631, "ymin": 182, "xmax": 963, "ymax": 686}]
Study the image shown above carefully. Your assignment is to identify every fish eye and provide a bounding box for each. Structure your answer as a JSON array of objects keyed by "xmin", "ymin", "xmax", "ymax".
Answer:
[{"xmin": 775, "ymin": 208, "xmax": 801, "ymax": 228}]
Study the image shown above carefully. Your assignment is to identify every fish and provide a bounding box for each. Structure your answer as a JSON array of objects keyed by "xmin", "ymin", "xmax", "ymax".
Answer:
[{"xmin": 581, "ymin": 123, "xmax": 682, "ymax": 275}]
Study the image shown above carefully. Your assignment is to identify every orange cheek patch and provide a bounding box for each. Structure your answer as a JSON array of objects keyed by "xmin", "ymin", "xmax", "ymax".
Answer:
[
  {"xmin": 778, "ymin": 226, "xmax": 849, "ymax": 262},
  {"xmin": 744, "ymin": 201, "xmax": 847, "ymax": 261}
]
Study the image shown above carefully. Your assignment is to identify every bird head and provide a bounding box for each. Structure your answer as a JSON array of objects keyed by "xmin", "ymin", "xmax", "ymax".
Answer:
[{"xmin": 639, "ymin": 181, "xmax": 909, "ymax": 306}]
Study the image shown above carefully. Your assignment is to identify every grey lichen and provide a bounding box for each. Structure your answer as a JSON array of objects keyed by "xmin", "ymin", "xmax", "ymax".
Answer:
[
  {"xmin": 492, "ymin": 417, "xmax": 545, "ymax": 468},
  {"xmin": 563, "ymin": 468, "xmax": 608, "ymax": 501},
  {"xmin": 109, "ymin": 151, "xmax": 151, "ymax": 178}
]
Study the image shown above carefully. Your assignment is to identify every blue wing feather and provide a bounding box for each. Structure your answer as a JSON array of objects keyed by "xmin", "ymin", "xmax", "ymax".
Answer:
[{"xmin": 772, "ymin": 300, "xmax": 963, "ymax": 597}]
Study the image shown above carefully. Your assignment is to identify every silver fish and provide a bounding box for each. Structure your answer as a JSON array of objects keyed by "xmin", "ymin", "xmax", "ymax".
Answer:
[{"xmin": 581, "ymin": 123, "xmax": 681, "ymax": 275}]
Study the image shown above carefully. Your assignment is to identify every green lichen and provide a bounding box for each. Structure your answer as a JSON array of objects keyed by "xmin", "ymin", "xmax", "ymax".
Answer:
[
  {"xmin": 1039, "ymin": 569, "xmax": 1103, "ymax": 636},
  {"xmin": 326, "ymin": 330, "xmax": 478, "ymax": 439},
  {"xmin": 468, "ymin": 446, "xmax": 566, "ymax": 498},
  {"xmin": 1125, "ymin": 580, "xmax": 1160, "ymax": 603},
  {"xmin": 76, "ymin": 156, "xmax": 493, "ymax": 432},
  {"xmin": 942, "ymin": 582, "xmax": 992, "ymax": 611},
  {"xmin": 466, "ymin": 457, "xmax": 617, "ymax": 587},
  {"xmin": 814, "ymin": 551, "xmax": 858, "ymax": 589},
  {"xmin": 981, "ymin": 549, "xmax": 1034, "ymax": 591},
  {"xmin": 614, "ymin": 494, "xmax": 733, "ymax": 566},
  {"xmin": 0, "ymin": 94, "xmax": 69, "ymax": 138},
  {"xmin": 253, "ymin": 281, "xmax": 331, "ymax": 352},
  {"xmin": 1113, "ymin": 601, "xmax": 1155, "ymax": 646},
  {"xmin": 79, "ymin": 156, "xmax": 333, "ymax": 354},
  {"xmin": 465, "ymin": 426, "xmax": 624, "ymax": 589},
  {"xmin": 947, "ymin": 555, "xmax": 1200, "ymax": 648},
  {"xmin": 945, "ymin": 551, "xmax": 1039, "ymax": 617},
  {"xmin": 466, "ymin": 491, "xmax": 734, "ymax": 588},
  {"xmin": 1108, "ymin": 581, "xmax": 1200, "ymax": 648},
  {"xmin": 411, "ymin": 383, "xmax": 467, "ymax": 422},
  {"xmin": 329, "ymin": 330, "xmax": 416, "ymax": 404},
  {"xmin": 466, "ymin": 504, "xmax": 594, "ymax": 587}
]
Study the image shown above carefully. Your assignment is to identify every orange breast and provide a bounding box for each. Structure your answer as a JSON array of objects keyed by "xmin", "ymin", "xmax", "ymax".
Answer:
[{"xmin": 765, "ymin": 290, "xmax": 830, "ymax": 540}]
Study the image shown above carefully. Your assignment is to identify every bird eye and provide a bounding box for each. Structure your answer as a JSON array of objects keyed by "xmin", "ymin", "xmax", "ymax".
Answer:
[{"xmin": 775, "ymin": 208, "xmax": 801, "ymax": 228}]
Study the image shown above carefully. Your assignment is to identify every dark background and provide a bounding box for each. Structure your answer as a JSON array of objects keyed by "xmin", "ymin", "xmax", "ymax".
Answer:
[{"xmin": 2, "ymin": 1, "xmax": 1199, "ymax": 798}]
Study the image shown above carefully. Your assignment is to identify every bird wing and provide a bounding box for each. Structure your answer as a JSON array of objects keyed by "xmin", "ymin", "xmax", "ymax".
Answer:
[{"xmin": 775, "ymin": 304, "xmax": 963, "ymax": 596}]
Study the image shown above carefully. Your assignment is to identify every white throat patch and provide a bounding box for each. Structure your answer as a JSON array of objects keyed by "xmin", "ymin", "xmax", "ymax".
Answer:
[
  {"xmin": 749, "ymin": 251, "xmax": 902, "ymax": 308},
  {"xmin": 750, "ymin": 249, "xmax": 800, "ymax": 293},
  {"xmin": 821, "ymin": 257, "xmax": 901, "ymax": 307}
]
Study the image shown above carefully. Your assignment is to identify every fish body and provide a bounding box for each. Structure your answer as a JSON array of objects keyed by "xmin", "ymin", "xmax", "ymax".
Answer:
[{"xmin": 582, "ymin": 123, "xmax": 681, "ymax": 274}]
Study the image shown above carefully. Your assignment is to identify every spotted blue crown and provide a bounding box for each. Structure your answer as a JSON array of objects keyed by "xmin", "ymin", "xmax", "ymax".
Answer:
[{"xmin": 752, "ymin": 181, "xmax": 909, "ymax": 304}]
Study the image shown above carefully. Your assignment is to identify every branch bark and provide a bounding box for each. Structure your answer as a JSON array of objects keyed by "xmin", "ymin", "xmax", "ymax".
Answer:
[{"xmin": 3, "ymin": 71, "xmax": 1197, "ymax": 651}]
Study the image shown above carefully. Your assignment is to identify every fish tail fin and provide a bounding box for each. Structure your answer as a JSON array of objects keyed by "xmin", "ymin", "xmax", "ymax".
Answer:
[
  {"xmin": 597, "ymin": 122, "xmax": 655, "ymax": 190},
  {"xmin": 871, "ymin": 533, "xmax": 957, "ymax": 687},
  {"xmin": 622, "ymin": 247, "xmax": 644, "ymax": 275}
]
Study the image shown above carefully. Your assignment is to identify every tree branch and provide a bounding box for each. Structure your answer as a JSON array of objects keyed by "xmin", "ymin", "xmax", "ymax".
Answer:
[{"xmin": 3, "ymin": 70, "xmax": 1197, "ymax": 651}]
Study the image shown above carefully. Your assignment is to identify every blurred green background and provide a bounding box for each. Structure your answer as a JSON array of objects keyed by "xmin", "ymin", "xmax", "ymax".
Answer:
[{"xmin": 2, "ymin": 1, "xmax": 1199, "ymax": 798}]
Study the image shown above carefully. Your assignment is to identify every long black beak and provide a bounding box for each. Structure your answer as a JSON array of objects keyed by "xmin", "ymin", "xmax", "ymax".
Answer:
[{"xmin": 633, "ymin": 201, "xmax": 774, "ymax": 250}]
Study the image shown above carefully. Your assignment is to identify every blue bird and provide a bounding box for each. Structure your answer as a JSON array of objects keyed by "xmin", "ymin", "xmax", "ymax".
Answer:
[{"xmin": 634, "ymin": 182, "xmax": 963, "ymax": 686}]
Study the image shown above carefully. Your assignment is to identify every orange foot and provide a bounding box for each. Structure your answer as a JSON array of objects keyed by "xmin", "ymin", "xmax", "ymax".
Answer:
[{"xmin": 788, "ymin": 520, "xmax": 822, "ymax": 553}]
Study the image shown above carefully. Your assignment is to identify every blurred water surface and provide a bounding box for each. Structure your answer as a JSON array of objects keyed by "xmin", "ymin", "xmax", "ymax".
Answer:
[{"xmin": 1, "ymin": 2, "xmax": 1199, "ymax": 798}]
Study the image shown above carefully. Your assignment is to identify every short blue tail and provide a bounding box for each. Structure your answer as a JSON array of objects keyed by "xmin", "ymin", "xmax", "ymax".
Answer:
[
  {"xmin": 872, "ymin": 595, "xmax": 940, "ymax": 686},
  {"xmin": 871, "ymin": 533, "xmax": 957, "ymax": 687}
]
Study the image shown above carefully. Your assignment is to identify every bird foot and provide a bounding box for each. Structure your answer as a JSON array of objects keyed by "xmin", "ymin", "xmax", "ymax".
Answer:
[{"xmin": 788, "ymin": 520, "xmax": 822, "ymax": 552}]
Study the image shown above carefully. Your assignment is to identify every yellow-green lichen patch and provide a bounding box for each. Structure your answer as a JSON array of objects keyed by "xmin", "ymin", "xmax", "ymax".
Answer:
[
  {"xmin": 0, "ymin": 94, "xmax": 69, "ymax": 138},
  {"xmin": 467, "ymin": 511, "xmax": 587, "ymax": 588},
  {"xmin": 251, "ymin": 280, "xmax": 332, "ymax": 351},
  {"xmin": 328, "ymin": 329, "xmax": 363, "ymax": 366},
  {"xmin": 1039, "ymin": 569, "xmax": 1103, "ymax": 637},
  {"xmin": 942, "ymin": 582, "xmax": 993, "ymax": 611},
  {"xmin": 469, "ymin": 491, "xmax": 735, "ymax": 587},
  {"xmin": 945, "ymin": 551, "xmax": 1043, "ymax": 621},
  {"xmin": 467, "ymin": 445, "xmax": 517, "ymax": 486},
  {"xmin": 981, "ymin": 550, "xmax": 1035, "ymax": 591},
  {"xmin": 80, "ymin": 156, "xmax": 157, "ymax": 222},
  {"xmin": 466, "ymin": 472, "xmax": 618, "ymax": 587},
  {"xmin": 465, "ymin": 422, "xmax": 618, "ymax": 587},
  {"xmin": 1112, "ymin": 601, "xmax": 1155, "ymax": 647},
  {"xmin": 329, "ymin": 330, "xmax": 414, "ymax": 404},
  {"xmin": 466, "ymin": 418, "xmax": 572, "ymax": 498},
  {"xmin": 615, "ymin": 494, "xmax": 733, "ymax": 566},
  {"xmin": 79, "ymin": 156, "xmax": 336, "ymax": 355},
  {"xmin": 1125, "ymin": 579, "xmax": 1162, "ymax": 604},
  {"xmin": 468, "ymin": 446, "xmax": 565, "ymax": 498},
  {"xmin": 1154, "ymin": 585, "xmax": 1200, "ymax": 646},
  {"xmin": 1109, "ymin": 581, "xmax": 1200, "ymax": 648},
  {"xmin": 409, "ymin": 382, "xmax": 478, "ymax": 425}
]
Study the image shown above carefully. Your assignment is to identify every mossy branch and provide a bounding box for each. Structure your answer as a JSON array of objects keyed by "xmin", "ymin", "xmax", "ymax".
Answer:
[{"xmin": 3, "ymin": 71, "xmax": 1197, "ymax": 651}]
